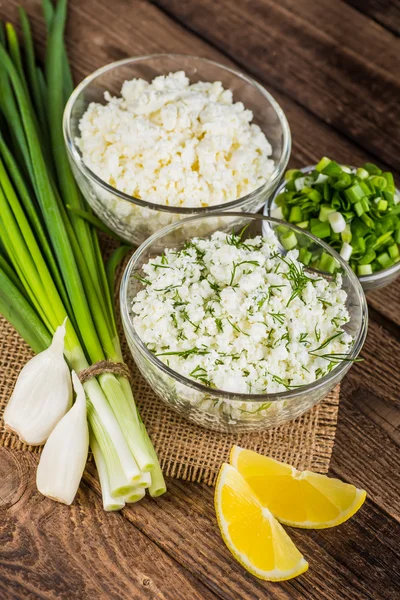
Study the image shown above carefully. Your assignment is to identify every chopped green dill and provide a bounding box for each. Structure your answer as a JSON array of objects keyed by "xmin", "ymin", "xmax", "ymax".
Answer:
[
  {"xmin": 215, "ymin": 318, "xmax": 224, "ymax": 333},
  {"xmin": 227, "ymin": 318, "xmax": 250, "ymax": 336},
  {"xmin": 299, "ymin": 332, "xmax": 310, "ymax": 346},
  {"xmin": 281, "ymin": 257, "xmax": 321, "ymax": 306},
  {"xmin": 278, "ymin": 331, "xmax": 290, "ymax": 350},
  {"xmin": 267, "ymin": 284, "xmax": 286, "ymax": 300},
  {"xmin": 257, "ymin": 294, "xmax": 268, "ymax": 310},
  {"xmin": 151, "ymin": 262, "xmax": 173, "ymax": 270},
  {"xmin": 226, "ymin": 224, "xmax": 253, "ymax": 250},
  {"xmin": 154, "ymin": 284, "xmax": 181, "ymax": 292},
  {"xmin": 155, "ymin": 347, "xmax": 210, "ymax": 359},
  {"xmin": 181, "ymin": 308, "xmax": 200, "ymax": 332},
  {"xmin": 171, "ymin": 313, "xmax": 178, "ymax": 328},
  {"xmin": 309, "ymin": 331, "xmax": 343, "ymax": 354},
  {"xmin": 229, "ymin": 260, "xmax": 260, "ymax": 287},
  {"xmin": 205, "ymin": 303, "xmax": 216, "ymax": 317},
  {"xmin": 331, "ymin": 315, "xmax": 347, "ymax": 328},
  {"xmin": 317, "ymin": 297, "xmax": 332, "ymax": 307},
  {"xmin": 242, "ymin": 369, "xmax": 250, "ymax": 377},
  {"xmin": 311, "ymin": 352, "xmax": 362, "ymax": 364},
  {"xmin": 173, "ymin": 296, "xmax": 188, "ymax": 308},
  {"xmin": 269, "ymin": 312, "xmax": 285, "ymax": 325},
  {"xmin": 189, "ymin": 365, "xmax": 211, "ymax": 386},
  {"xmin": 182, "ymin": 240, "xmax": 206, "ymax": 260},
  {"xmin": 271, "ymin": 375, "xmax": 302, "ymax": 390},
  {"xmin": 240, "ymin": 402, "xmax": 272, "ymax": 414},
  {"xmin": 161, "ymin": 253, "xmax": 168, "ymax": 264},
  {"xmin": 218, "ymin": 351, "xmax": 240, "ymax": 360},
  {"xmin": 315, "ymin": 325, "xmax": 321, "ymax": 342},
  {"xmin": 269, "ymin": 251, "xmax": 281, "ymax": 260},
  {"xmin": 207, "ymin": 277, "xmax": 222, "ymax": 298},
  {"xmin": 133, "ymin": 273, "xmax": 151, "ymax": 285}
]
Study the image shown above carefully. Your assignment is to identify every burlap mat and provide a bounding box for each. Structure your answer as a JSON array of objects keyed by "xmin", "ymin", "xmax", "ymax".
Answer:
[{"xmin": 0, "ymin": 310, "xmax": 339, "ymax": 484}]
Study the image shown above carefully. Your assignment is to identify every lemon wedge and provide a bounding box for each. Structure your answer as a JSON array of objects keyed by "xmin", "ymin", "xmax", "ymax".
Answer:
[
  {"xmin": 215, "ymin": 463, "xmax": 308, "ymax": 581},
  {"xmin": 230, "ymin": 446, "xmax": 366, "ymax": 529}
]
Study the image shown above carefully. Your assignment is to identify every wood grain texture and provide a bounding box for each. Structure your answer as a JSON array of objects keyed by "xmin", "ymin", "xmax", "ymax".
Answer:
[
  {"xmin": 153, "ymin": 0, "xmax": 400, "ymax": 169},
  {"xmin": 344, "ymin": 0, "xmax": 400, "ymax": 36},
  {"xmin": 0, "ymin": 0, "xmax": 399, "ymax": 599},
  {"xmin": 0, "ymin": 448, "xmax": 217, "ymax": 600}
]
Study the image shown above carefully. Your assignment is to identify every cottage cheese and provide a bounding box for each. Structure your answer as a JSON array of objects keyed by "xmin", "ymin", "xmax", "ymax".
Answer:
[
  {"xmin": 77, "ymin": 72, "xmax": 275, "ymax": 241},
  {"xmin": 131, "ymin": 229, "xmax": 352, "ymax": 395}
]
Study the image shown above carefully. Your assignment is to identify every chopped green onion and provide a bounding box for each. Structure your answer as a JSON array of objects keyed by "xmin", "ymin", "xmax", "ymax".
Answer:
[
  {"xmin": 358, "ymin": 250, "xmax": 376, "ymax": 265},
  {"xmin": 281, "ymin": 231, "xmax": 298, "ymax": 250},
  {"xmin": 358, "ymin": 264, "xmax": 372, "ymax": 276},
  {"xmin": 298, "ymin": 247, "xmax": 312, "ymax": 265},
  {"xmin": 289, "ymin": 206, "xmax": 303, "ymax": 223},
  {"xmin": 354, "ymin": 201, "xmax": 364, "ymax": 217},
  {"xmin": 356, "ymin": 168, "xmax": 369, "ymax": 179},
  {"xmin": 296, "ymin": 220, "xmax": 309, "ymax": 229},
  {"xmin": 311, "ymin": 221, "xmax": 331, "ymax": 239},
  {"xmin": 376, "ymin": 199, "xmax": 388, "ymax": 212},
  {"xmin": 345, "ymin": 184, "xmax": 366, "ymax": 204},
  {"xmin": 275, "ymin": 158, "xmax": 399, "ymax": 275},
  {"xmin": 315, "ymin": 157, "xmax": 331, "ymax": 172},
  {"xmin": 318, "ymin": 252, "xmax": 339, "ymax": 274},
  {"xmin": 377, "ymin": 252, "xmax": 393, "ymax": 269},
  {"xmin": 319, "ymin": 204, "xmax": 336, "ymax": 222},
  {"xmin": 341, "ymin": 224, "xmax": 352, "ymax": 244},
  {"xmin": 340, "ymin": 243, "xmax": 353, "ymax": 261},
  {"xmin": 328, "ymin": 211, "xmax": 346, "ymax": 233},
  {"xmin": 388, "ymin": 244, "xmax": 400, "ymax": 260}
]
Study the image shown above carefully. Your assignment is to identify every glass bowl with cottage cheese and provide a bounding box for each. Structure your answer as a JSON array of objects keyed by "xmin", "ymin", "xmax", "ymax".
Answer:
[
  {"xmin": 63, "ymin": 54, "xmax": 291, "ymax": 245},
  {"xmin": 120, "ymin": 213, "xmax": 368, "ymax": 433}
]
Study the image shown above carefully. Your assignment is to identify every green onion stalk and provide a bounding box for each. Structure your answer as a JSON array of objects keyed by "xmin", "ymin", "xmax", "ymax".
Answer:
[{"xmin": 0, "ymin": 0, "xmax": 166, "ymax": 505}]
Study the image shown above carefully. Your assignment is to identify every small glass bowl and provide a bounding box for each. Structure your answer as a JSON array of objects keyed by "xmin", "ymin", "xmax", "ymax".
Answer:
[
  {"xmin": 264, "ymin": 166, "xmax": 400, "ymax": 292},
  {"xmin": 63, "ymin": 54, "xmax": 291, "ymax": 246},
  {"xmin": 120, "ymin": 213, "xmax": 368, "ymax": 433}
]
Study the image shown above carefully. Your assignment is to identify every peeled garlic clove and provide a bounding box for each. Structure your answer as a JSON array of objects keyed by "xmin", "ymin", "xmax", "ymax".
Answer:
[
  {"xmin": 36, "ymin": 371, "xmax": 89, "ymax": 505},
  {"xmin": 4, "ymin": 321, "xmax": 72, "ymax": 445}
]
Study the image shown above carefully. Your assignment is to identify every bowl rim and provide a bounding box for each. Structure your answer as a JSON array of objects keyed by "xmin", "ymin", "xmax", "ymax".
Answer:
[
  {"xmin": 63, "ymin": 53, "xmax": 291, "ymax": 214},
  {"xmin": 120, "ymin": 212, "xmax": 368, "ymax": 403},
  {"xmin": 264, "ymin": 164, "xmax": 400, "ymax": 284}
]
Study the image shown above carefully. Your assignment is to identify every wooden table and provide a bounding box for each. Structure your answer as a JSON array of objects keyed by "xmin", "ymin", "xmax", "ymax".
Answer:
[{"xmin": 1, "ymin": 1, "xmax": 399, "ymax": 598}]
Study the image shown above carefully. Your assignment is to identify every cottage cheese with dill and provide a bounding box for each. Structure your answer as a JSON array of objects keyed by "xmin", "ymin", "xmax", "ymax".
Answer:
[
  {"xmin": 77, "ymin": 71, "xmax": 274, "ymax": 235},
  {"xmin": 131, "ymin": 229, "xmax": 352, "ymax": 395}
]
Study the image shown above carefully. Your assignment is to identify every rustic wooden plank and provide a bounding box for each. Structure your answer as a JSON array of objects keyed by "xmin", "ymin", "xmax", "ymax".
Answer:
[
  {"xmin": 0, "ymin": 2, "xmax": 399, "ymax": 600},
  {"xmin": 353, "ymin": 318, "xmax": 400, "ymax": 407},
  {"xmin": 331, "ymin": 383, "xmax": 400, "ymax": 519},
  {"xmin": 344, "ymin": 0, "xmax": 400, "ymax": 36},
  {"xmin": 4, "ymin": 0, "xmax": 398, "ymax": 180},
  {"xmin": 89, "ymin": 474, "xmax": 399, "ymax": 600},
  {"xmin": 368, "ymin": 282, "xmax": 400, "ymax": 327},
  {"xmin": 0, "ymin": 448, "xmax": 218, "ymax": 600},
  {"xmin": 153, "ymin": 0, "xmax": 400, "ymax": 170}
]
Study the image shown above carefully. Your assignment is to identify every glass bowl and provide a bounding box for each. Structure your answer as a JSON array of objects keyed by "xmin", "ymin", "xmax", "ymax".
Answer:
[
  {"xmin": 63, "ymin": 54, "xmax": 291, "ymax": 246},
  {"xmin": 264, "ymin": 166, "xmax": 400, "ymax": 292},
  {"xmin": 120, "ymin": 213, "xmax": 368, "ymax": 433}
]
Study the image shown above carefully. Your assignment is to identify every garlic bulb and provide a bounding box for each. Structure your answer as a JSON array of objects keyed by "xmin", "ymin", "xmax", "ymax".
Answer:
[
  {"xmin": 36, "ymin": 371, "xmax": 89, "ymax": 505},
  {"xmin": 4, "ymin": 321, "xmax": 72, "ymax": 445}
]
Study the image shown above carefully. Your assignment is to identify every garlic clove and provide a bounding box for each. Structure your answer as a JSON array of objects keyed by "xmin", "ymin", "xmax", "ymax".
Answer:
[
  {"xmin": 4, "ymin": 321, "xmax": 72, "ymax": 445},
  {"xmin": 36, "ymin": 371, "xmax": 89, "ymax": 505}
]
